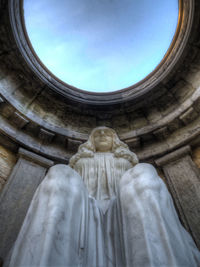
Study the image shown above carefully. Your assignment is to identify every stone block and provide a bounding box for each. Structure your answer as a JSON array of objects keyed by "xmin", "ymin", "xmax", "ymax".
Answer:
[
  {"xmin": 97, "ymin": 119, "xmax": 112, "ymax": 127},
  {"xmin": 193, "ymin": 97, "xmax": 200, "ymax": 113},
  {"xmin": 0, "ymin": 144, "xmax": 16, "ymax": 191},
  {"xmin": 67, "ymin": 138, "xmax": 82, "ymax": 153},
  {"xmin": 0, "ymin": 96, "xmax": 4, "ymax": 104},
  {"xmin": 128, "ymin": 109, "xmax": 148, "ymax": 129},
  {"xmin": 0, "ymin": 148, "xmax": 54, "ymax": 260},
  {"xmin": 183, "ymin": 68, "xmax": 200, "ymax": 89},
  {"xmin": 0, "ymin": 74, "xmax": 22, "ymax": 95},
  {"xmin": 130, "ymin": 117, "xmax": 148, "ymax": 130},
  {"xmin": 168, "ymin": 118, "xmax": 182, "ymax": 132},
  {"xmin": 0, "ymin": 103, "xmax": 15, "ymax": 118},
  {"xmin": 153, "ymin": 126, "xmax": 169, "ymax": 140},
  {"xmin": 156, "ymin": 92, "xmax": 177, "ymax": 115},
  {"xmin": 39, "ymin": 128, "xmax": 55, "ymax": 144},
  {"xmin": 179, "ymin": 107, "xmax": 198, "ymax": 125},
  {"xmin": 155, "ymin": 146, "xmax": 200, "ymax": 249},
  {"xmin": 10, "ymin": 111, "xmax": 29, "ymax": 129},
  {"xmin": 125, "ymin": 137, "xmax": 140, "ymax": 149},
  {"xmin": 171, "ymin": 80, "xmax": 193, "ymax": 102},
  {"xmin": 146, "ymin": 107, "xmax": 162, "ymax": 122},
  {"xmin": 112, "ymin": 115, "xmax": 130, "ymax": 133}
]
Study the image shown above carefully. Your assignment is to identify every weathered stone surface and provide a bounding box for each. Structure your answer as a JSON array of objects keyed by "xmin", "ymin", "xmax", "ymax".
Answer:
[
  {"xmin": 78, "ymin": 115, "xmax": 96, "ymax": 134},
  {"xmin": 179, "ymin": 107, "xmax": 198, "ymax": 125},
  {"xmin": 0, "ymin": 103, "xmax": 15, "ymax": 118},
  {"xmin": 153, "ymin": 126, "xmax": 169, "ymax": 141},
  {"xmin": 182, "ymin": 68, "xmax": 200, "ymax": 89},
  {"xmin": 192, "ymin": 147, "xmax": 200, "ymax": 169},
  {"xmin": 96, "ymin": 119, "xmax": 112, "ymax": 127},
  {"xmin": 10, "ymin": 111, "xmax": 29, "ymax": 129},
  {"xmin": 112, "ymin": 114, "xmax": 130, "ymax": 133},
  {"xmin": 166, "ymin": 117, "xmax": 200, "ymax": 151},
  {"xmin": 156, "ymin": 168, "xmax": 166, "ymax": 182},
  {"xmin": 39, "ymin": 128, "xmax": 55, "ymax": 144},
  {"xmin": 167, "ymin": 118, "xmax": 182, "ymax": 132},
  {"xmin": 0, "ymin": 132, "xmax": 18, "ymax": 152},
  {"xmin": 171, "ymin": 80, "xmax": 194, "ymax": 103},
  {"xmin": 155, "ymin": 146, "xmax": 200, "ymax": 249},
  {"xmin": 0, "ymin": 144, "xmax": 16, "ymax": 192},
  {"xmin": 155, "ymin": 146, "xmax": 191, "ymax": 166},
  {"xmin": 193, "ymin": 97, "xmax": 200, "ymax": 113},
  {"xmin": 141, "ymin": 133, "xmax": 155, "ymax": 145},
  {"xmin": 125, "ymin": 137, "xmax": 140, "ymax": 149},
  {"xmin": 0, "ymin": 148, "xmax": 54, "ymax": 260},
  {"xmin": 67, "ymin": 138, "xmax": 83, "ymax": 153},
  {"xmin": 156, "ymin": 92, "xmax": 178, "ymax": 116},
  {"xmin": 146, "ymin": 107, "xmax": 162, "ymax": 123},
  {"xmin": 137, "ymin": 141, "xmax": 169, "ymax": 161},
  {"xmin": 129, "ymin": 111, "xmax": 148, "ymax": 130},
  {"xmin": 0, "ymin": 74, "xmax": 22, "ymax": 96},
  {"xmin": 0, "ymin": 96, "xmax": 4, "ymax": 103}
]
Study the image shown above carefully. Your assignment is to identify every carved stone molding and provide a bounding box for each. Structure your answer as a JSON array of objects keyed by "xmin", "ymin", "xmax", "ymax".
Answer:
[
  {"xmin": 155, "ymin": 145, "xmax": 192, "ymax": 166},
  {"xmin": 179, "ymin": 107, "xmax": 198, "ymax": 125},
  {"xmin": 10, "ymin": 111, "xmax": 29, "ymax": 129},
  {"xmin": 38, "ymin": 128, "xmax": 55, "ymax": 144},
  {"xmin": 8, "ymin": 0, "xmax": 195, "ymax": 106},
  {"xmin": 18, "ymin": 147, "xmax": 54, "ymax": 168}
]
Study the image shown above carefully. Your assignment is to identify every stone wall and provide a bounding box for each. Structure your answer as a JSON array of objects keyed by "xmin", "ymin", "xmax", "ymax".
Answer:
[
  {"xmin": 192, "ymin": 147, "xmax": 200, "ymax": 169},
  {"xmin": 0, "ymin": 145, "xmax": 16, "ymax": 192}
]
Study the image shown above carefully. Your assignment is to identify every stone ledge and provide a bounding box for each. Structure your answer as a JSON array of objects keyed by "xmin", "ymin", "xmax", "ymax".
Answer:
[
  {"xmin": 10, "ymin": 112, "xmax": 29, "ymax": 129},
  {"xmin": 155, "ymin": 145, "xmax": 191, "ymax": 167},
  {"xmin": 18, "ymin": 148, "xmax": 54, "ymax": 168}
]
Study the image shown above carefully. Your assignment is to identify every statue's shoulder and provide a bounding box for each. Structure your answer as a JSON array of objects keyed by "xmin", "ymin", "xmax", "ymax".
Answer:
[
  {"xmin": 126, "ymin": 163, "xmax": 158, "ymax": 177},
  {"xmin": 48, "ymin": 164, "xmax": 76, "ymax": 176},
  {"xmin": 134, "ymin": 163, "xmax": 156, "ymax": 170}
]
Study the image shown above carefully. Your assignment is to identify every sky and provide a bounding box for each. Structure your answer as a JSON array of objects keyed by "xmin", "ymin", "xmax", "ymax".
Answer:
[{"xmin": 23, "ymin": 0, "xmax": 179, "ymax": 93}]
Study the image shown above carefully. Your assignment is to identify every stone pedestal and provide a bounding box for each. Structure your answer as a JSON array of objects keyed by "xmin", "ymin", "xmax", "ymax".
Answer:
[
  {"xmin": 0, "ymin": 148, "xmax": 54, "ymax": 260},
  {"xmin": 155, "ymin": 146, "xmax": 200, "ymax": 249}
]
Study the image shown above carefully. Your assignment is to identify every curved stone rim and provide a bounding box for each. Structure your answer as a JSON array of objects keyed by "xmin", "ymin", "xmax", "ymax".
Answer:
[{"xmin": 8, "ymin": 0, "xmax": 194, "ymax": 105}]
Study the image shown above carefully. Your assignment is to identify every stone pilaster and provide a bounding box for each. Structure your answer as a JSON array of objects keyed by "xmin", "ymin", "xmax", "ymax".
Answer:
[
  {"xmin": 0, "ymin": 148, "xmax": 54, "ymax": 260},
  {"xmin": 155, "ymin": 146, "xmax": 200, "ymax": 249}
]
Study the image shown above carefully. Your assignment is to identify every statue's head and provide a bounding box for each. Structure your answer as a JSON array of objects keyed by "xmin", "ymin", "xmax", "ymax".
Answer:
[
  {"xmin": 69, "ymin": 126, "xmax": 138, "ymax": 167},
  {"xmin": 91, "ymin": 126, "xmax": 115, "ymax": 152}
]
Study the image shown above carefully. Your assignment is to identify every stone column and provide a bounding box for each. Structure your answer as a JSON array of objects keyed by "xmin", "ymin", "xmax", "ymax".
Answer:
[
  {"xmin": 155, "ymin": 145, "xmax": 200, "ymax": 249},
  {"xmin": 0, "ymin": 148, "xmax": 54, "ymax": 260}
]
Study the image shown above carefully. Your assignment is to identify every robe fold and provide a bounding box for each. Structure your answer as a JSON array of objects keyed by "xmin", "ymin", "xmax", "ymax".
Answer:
[{"xmin": 5, "ymin": 154, "xmax": 200, "ymax": 267}]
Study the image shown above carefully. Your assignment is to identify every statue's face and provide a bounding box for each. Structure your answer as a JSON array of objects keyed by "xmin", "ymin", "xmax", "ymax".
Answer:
[{"xmin": 93, "ymin": 128, "xmax": 113, "ymax": 152}]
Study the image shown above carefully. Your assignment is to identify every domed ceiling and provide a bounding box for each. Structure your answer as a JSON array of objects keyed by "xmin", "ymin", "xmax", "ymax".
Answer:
[{"xmin": 0, "ymin": 0, "xmax": 200, "ymax": 163}]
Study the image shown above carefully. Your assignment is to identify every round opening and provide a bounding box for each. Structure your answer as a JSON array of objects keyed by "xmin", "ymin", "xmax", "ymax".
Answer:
[{"xmin": 23, "ymin": 0, "xmax": 179, "ymax": 93}]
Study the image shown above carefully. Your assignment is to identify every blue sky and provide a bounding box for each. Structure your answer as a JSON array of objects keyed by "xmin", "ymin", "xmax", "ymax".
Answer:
[{"xmin": 23, "ymin": 0, "xmax": 178, "ymax": 93}]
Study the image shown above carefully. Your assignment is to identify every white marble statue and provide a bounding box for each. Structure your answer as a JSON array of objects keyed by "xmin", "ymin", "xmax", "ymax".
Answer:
[{"xmin": 5, "ymin": 127, "xmax": 200, "ymax": 267}]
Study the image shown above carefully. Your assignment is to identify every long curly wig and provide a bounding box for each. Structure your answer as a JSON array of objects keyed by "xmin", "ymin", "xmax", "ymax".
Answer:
[{"xmin": 69, "ymin": 126, "xmax": 139, "ymax": 168}]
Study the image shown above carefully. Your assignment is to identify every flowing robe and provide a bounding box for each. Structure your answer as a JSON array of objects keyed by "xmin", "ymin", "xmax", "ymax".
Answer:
[
  {"xmin": 5, "ymin": 153, "xmax": 200, "ymax": 267},
  {"xmin": 74, "ymin": 153, "xmax": 132, "ymax": 211}
]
